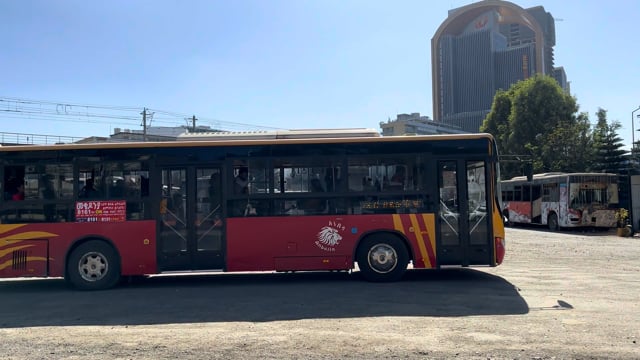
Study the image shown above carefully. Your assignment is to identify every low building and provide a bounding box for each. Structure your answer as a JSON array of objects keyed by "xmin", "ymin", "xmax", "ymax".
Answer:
[{"xmin": 379, "ymin": 113, "xmax": 467, "ymax": 136}]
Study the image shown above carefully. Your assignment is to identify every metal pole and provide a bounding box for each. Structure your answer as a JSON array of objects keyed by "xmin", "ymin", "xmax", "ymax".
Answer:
[
  {"xmin": 632, "ymin": 107, "xmax": 640, "ymax": 232},
  {"xmin": 633, "ymin": 106, "xmax": 640, "ymax": 153},
  {"xmin": 141, "ymin": 107, "xmax": 147, "ymax": 142}
]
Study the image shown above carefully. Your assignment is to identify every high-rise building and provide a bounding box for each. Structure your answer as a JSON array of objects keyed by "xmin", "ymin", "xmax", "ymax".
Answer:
[{"xmin": 431, "ymin": 1, "xmax": 567, "ymax": 132}]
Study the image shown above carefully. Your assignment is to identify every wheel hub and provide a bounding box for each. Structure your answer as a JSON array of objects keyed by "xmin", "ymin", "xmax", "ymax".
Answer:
[
  {"xmin": 79, "ymin": 252, "xmax": 108, "ymax": 282},
  {"xmin": 368, "ymin": 244, "xmax": 398, "ymax": 274}
]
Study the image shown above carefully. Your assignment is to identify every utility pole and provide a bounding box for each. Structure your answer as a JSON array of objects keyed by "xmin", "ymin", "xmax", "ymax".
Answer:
[
  {"xmin": 140, "ymin": 108, "xmax": 154, "ymax": 141},
  {"xmin": 191, "ymin": 115, "xmax": 197, "ymax": 132},
  {"xmin": 632, "ymin": 106, "xmax": 640, "ymax": 156},
  {"xmin": 141, "ymin": 107, "xmax": 147, "ymax": 142}
]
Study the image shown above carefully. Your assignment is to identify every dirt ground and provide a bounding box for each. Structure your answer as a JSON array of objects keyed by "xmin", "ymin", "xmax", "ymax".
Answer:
[{"xmin": 1, "ymin": 227, "xmax": 639, "ymax": 359}]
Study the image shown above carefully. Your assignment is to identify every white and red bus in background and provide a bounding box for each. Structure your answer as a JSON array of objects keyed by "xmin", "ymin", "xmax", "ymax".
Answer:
[
  {"xmin": 0, "ymin": 132, "xmax": 505, "ymax": 290},
  {"xmin": 501, "ymin": 172, "xmax": 619, "ymax": 231}
]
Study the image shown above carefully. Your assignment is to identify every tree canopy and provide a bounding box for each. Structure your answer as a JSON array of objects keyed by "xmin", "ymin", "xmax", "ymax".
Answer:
[
  {"xmin": 591, "ymin": 108, "xmax": 627, "ymax": 173},
  {"xmin": 480, "ymin": 75, "xmax": 624, "ymax": 179}
]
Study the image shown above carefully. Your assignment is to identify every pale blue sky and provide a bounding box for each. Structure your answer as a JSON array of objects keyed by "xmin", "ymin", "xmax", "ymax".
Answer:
[{"xmin": 1, "ymin": 0, "xmax": 639, "ymax": 147}]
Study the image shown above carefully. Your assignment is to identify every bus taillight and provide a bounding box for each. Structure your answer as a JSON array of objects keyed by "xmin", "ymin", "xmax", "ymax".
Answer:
[{"xmin": 495, "ymin": 236, "xmax": 505, "ymax": 265}]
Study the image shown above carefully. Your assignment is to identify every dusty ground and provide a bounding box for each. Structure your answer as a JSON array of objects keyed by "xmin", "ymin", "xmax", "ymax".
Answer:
[{"xmin": 1, "ymin": 227, "xmax": 639, "ymax": 359}]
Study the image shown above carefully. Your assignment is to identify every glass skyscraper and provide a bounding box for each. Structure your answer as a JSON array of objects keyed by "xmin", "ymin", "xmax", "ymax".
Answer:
[{"xmin": 431, "ymin": 1, "xmax": 565, "ymax": 133}]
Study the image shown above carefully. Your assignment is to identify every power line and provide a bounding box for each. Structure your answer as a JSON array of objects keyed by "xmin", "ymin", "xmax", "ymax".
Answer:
[
  {"xmin": 0, "ymin": 96, "xmax": 141, "ymax": 111},
  {"xmin": 0, "ymin": 96, "xmax": 286, "ymax": 134}
]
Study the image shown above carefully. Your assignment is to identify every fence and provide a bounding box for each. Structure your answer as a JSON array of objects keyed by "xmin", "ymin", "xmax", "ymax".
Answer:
[{"xmin": 0, "ymin": 132, "xmax": 81, "ymax": 145}]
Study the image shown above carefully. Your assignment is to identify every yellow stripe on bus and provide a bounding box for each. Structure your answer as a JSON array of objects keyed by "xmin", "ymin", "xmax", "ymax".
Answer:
[
  {"xmin": 393, "ymin": 214, "xmax": 432, "ymax": 268},
  {"xmin": 392, "ymin": 214, "xmax": 405, "ymax": 235},
  {"xmin": 421, "ymin": 213, "xmax": 436, "ymax": 261},
  {"xmin": 0, "ymin": 257, "xmax": 48, "ymax": 271},
  {"xmin": 0, "ymin": 231, "xmax": 58, "ymax": 242},
  {"xmin": 0, "ymin": 224, "xmax": 27, "ymax": 234},
  {"xmin": 408, "ymin": 214, "xmax": 430, "ymax": 268},
  {"xmin": 0, "ymin": 244, "xmax": 34, "ymax": 258}
]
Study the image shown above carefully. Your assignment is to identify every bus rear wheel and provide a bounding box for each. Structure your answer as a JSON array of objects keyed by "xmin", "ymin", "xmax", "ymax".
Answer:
[
  {"xmin": 66, "ymin": 240, "xmax": 121, "ymax": 290},
  {"xmin": 548, "ymin": 213, "xmax": 559, "ymax": 231},
  {"xmin": 356, "ymin": 234, "xmax": 408, "ymax": 282}
]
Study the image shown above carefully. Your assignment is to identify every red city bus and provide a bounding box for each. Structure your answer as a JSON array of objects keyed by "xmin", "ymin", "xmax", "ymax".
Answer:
[{"xmin": 0, "ymin": 133, "xmax": 505, "ymax": 289}]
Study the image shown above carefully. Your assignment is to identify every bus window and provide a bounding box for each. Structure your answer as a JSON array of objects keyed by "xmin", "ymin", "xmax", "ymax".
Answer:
[
  {"xmin": 3, "ymin": 165, "xmax": 25, "ymax": 201},
  {"xmin": 543, "ymin": 184, "xmax": 559, "ymax": 202},
  {"xmin": 347, "ymin": 156, "xmax": 415, "ymax": 192},
  {"xmin": 102, "ymin": 162, "xmax": 148, "ymax": 220},
  {"xmin": 240, "ymin": 160, "xmax": 269, "ymax": 194},
  {"xmin": 467, "ymin": 161, "xmax": 488, "ymax": 245},
  {"xmin": 439, "ymin": 161, "xmax": 459, "ymax": 246},
  {"xmin": 77, "ymin": 162, "xmax": 104, "ymax": 200},
  {"xmin": 230, "ymin": 160, "xmax": 269, "ymax": 216},
  {"xmin": 272, "ymin": 158, "xmax": 339, "ymax": 216},
  {"xmin": 513, "ymin": 186, "xmax": 522, "ymax": 201}
]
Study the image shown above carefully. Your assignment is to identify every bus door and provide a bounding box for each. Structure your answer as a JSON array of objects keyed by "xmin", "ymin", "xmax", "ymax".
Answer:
[
  {"xmin": 531, "ymin": 184, "xmax": 542, "ymax": 223},
  {"xmin": 158, "ymin": 166, "xmax": 224, "ymax": 271},
  {"xmin": 437, "ymin": 160, "xmax": 492, "ymax": 266}
]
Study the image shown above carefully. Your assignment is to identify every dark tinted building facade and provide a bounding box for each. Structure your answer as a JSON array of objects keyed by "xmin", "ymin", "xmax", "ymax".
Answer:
[{"xmin": 431, "ymin": 1, "xmax": 565, "ymax": 132}]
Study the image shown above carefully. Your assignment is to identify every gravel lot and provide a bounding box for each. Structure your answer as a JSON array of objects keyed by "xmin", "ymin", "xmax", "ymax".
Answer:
[{"xmin": 1, "ymin": 227, "xmax": 639, "ymax": 359}]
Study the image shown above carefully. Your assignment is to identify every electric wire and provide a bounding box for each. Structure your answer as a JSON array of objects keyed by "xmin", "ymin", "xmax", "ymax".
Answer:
[{"xmin": 0, "ymin": 96, "xmax": 283, "ymax": 134}]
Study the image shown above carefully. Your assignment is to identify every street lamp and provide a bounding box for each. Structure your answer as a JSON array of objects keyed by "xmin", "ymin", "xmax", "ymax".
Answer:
[{"xmin": 633, "ymin": 106, "xmax": 640, "ymax": 153}]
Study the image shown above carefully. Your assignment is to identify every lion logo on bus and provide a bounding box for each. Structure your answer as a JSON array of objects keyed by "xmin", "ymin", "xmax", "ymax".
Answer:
[
  {"xmin": 318, "ymin": 226, "xmax": 342, "ymax": 246},
  {"xmin": 315, "ymin": 220, "xmax": 346, "ymax": 252}
]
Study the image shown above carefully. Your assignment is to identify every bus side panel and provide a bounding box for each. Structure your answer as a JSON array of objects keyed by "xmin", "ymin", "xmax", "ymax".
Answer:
[
  {"xmin": 225, "ymin": 214, "xmax": 437, "ymax": 272},
  {"xmin": 504, "ymin": 201, "xmax": 532, "ymax": 224},
  {"xmin": 0, "ymin": 238, "xmax": 48, "ymax": 278},
  {"xmin": 541, "ymin": 201, "xmax": 559, "ymax": 227},
  {"xmin": 0, "ymin": 221, "xmax": 157, "ymax": 279}
]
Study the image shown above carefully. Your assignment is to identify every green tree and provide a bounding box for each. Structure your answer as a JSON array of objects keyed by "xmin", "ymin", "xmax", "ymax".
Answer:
[
  {"xmin": 481, "ymin": 75, "xmax": 589, "ymax": 178},
  {"xmin": 572, "ymin": 112, "xmax": 596, "ymax": 171},
  {"xmin": 482, "ymin": 89, "xmax": 511, "ymax": 155},
  {"xmin": 592, "ymin": 108, "xmax": 627, "ymax": 173}
]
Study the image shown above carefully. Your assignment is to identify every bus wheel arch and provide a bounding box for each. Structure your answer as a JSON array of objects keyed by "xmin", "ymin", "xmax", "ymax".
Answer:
[
  {"xmin": 65, "ymin": 238, "xmax": 121, "ymax": 290},
  {"xmin": 355, "ymin": 231, "xmax": 410, "ymax": 282}
]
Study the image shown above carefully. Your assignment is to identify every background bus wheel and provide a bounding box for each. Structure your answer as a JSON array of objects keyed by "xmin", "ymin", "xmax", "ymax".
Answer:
[
  {"xmin": 356, "ymin": 235, "xmax": 408, "ymax": 282},
  {"xmin": 548, "ymin": 213, "xmax": 559, "ymax": 231},
  {"xmin": 502, "ymin": 210, "xmax": 510, "ymax": 227},
  {"xmin": 67, "ymin": 240, "xmax": 121, "ymax": 290}
]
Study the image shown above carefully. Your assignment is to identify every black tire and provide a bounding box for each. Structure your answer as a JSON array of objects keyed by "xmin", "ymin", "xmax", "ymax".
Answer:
[
  {"xmin": 548, "ymin": 213, "xmax": 559, "ymax": 231},
  {"xmin": 356, "ymin": 234, "xmax": 409, "ymax": 282},
  {"xmin": 66, "ymin": 240, "xmax": 121, "ymax": 290}
]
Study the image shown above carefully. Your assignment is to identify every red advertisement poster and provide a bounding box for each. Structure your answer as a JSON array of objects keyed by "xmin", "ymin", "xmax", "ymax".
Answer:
[{"xmin": 75, "ymin": 200, "xmax": 126, "ymax": 222}]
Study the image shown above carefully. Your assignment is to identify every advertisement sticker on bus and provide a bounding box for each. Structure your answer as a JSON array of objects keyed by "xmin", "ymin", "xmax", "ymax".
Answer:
[{"xmin": 75, "ymin": 200, "xmax": 126, "ymax": 222}]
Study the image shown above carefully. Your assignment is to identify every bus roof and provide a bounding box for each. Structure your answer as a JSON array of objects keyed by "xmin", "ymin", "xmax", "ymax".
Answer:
[
  {"xmin": 177, "ymin": 128, "xmax": 381, "ymax": 140},
  {"xmin": 504, "ymin": 172, "xmax": 618, "ymax": 183},
  {"xmin": 0, "ymin": 133, "xmax": 496, "ymax": 153}
]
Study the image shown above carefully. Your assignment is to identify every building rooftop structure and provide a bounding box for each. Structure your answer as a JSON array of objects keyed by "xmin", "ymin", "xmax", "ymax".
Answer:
[
  {"xmin": 178, "ymin": 128, "xmax": 381, "ymax": 141},
  {"xmin": 380, "ymin": 113, "xmax": 466, "ymax": 136},
  {"xmin": 0, "ymin": 127, "xmax": 381, "ymax": 145}
]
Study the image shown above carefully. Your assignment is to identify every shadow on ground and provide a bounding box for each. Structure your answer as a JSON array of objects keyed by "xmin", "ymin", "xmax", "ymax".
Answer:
[{"xmin": 0, "ymin": 268, "xmax": 527, "ymax": 328}]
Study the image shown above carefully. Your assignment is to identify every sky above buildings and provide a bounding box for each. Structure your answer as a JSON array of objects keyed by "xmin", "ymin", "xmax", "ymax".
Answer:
[{"xmin": 1, "ymin": 0, "xmax": 639, "ymax": 147}]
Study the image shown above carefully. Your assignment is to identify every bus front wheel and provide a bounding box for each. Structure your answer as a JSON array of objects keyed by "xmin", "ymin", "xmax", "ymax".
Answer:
[
  {"xmin": 356, "ymin": 234, "xmax": 408, "ymax": 282},
  {"xmin": 548, "ymin": 213, "xmax": 559, "ymax": 231},
  {"xmin": 66, "ymin": 240, "xmax": 121, "ymax": 290}
]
